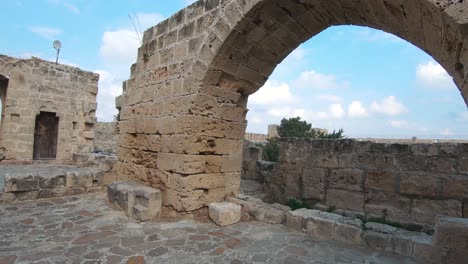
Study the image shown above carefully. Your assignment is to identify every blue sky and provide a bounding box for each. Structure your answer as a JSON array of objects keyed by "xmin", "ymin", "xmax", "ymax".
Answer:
[{"xmin": 1, "ymin": 0, "xmax": 467, "ymax": 139}]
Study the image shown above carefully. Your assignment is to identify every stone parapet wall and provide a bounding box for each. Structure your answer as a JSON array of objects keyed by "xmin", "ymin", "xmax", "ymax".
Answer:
[
  {"xmin": 244, "ymin": 133, "xmax": 267, "ymax": 142},
  {"xmin": 94, "ymin": 122, "xmax": 118, "ymax": 154},
  {"xmin": 0, "ymin": 55, "xmax": 99, "ymax": 162},
  {"xmin": 243, "ymin": 139, "xmax": 468, "ymax": 226}
]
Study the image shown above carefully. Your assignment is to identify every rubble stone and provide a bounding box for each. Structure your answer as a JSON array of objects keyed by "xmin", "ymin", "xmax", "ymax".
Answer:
[{"xmin": 209, "ymin": 202, "xmax": 241, "ymax": 226}]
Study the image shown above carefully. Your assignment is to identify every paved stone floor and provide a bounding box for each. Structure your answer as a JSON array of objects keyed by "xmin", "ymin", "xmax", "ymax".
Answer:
[{"xmin": 0, "ymin": 193, "xmax": 420, "ymax": 264}]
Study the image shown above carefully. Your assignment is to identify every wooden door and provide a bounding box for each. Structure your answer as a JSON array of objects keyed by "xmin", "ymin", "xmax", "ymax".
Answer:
[{"xmin": 33, "ymin": 112, "xmax": 59, "ymax": 160}]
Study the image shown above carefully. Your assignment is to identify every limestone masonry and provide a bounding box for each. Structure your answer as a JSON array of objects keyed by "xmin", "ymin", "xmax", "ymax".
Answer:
[
  {"xmin": 0, "ymin": 55, "xmax": 99, "ymax": 163},
  {"xmin": 242, "ymin": 139, "xmax": 468, "ymax": 227},
  {"xmin": 115, "ymin": 0, "xmax": 468, "ymax": 214}
]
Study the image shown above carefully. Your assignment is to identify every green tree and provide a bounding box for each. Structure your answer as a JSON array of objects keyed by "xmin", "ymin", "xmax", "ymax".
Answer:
[
  {"xmin": 261, "ymin": 138, "xmax": 279, "ymax": 162},
  {"xmin": 277, "ymin": 117, "xmax": 312, "ymax": 138},
  {"xmin": 260, "ymin": 117, "xmax": 345, "ymax": 162},
  {"xmin": 278, "ymin": 117, "xmax": 345, "ymax": 139}
]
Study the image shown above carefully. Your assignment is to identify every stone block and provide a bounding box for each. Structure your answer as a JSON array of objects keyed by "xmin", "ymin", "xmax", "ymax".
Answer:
[
  {"xmin": 4, "ymin": 173, "xmax": 39, "ymax": 192},
  {"xmin": 221, "ymin": 155, "xmax": 242, "ymax": 173},
  {"xmin": 332, "ymin": 218, "xmax": 363, "ymax": 245},
  {"xmin": 365, "ymin": 169, "xmax": 396, "ymax": 193},
  {"xmin": 399, "ymin": 172, "xmax": 441, "ymax": 197},
  {"xmin": 459, "ymin": 158, "xmax": 468, "ymax": 174},
  {"xmin": 229, "ymin": 195, "xmax": 291, "ymax": 224},
  {"xmin": 128, "ymin": 186, "xmax": 162, "ymax": 221},
  {"xmin": 329, "ymin": 168, "xmax": 363, "ymax": 192},
  {"xmin": 441, "ymin": 175, "xmax": 468, "ymax": 199},
  {"xmin": 413, "ymin": 240, "xmax": 443, "ymax": 264},
  {"xmin": 326, "ymin": 189, "xmax": 364, "ymax": 212},
  {"xmin": 443, "ymin": 249, "xmax": 468, "ymax": 264},
  {"xmin": 364, "ymin": 191, "xmax": 412, "ymax": 222},
  {"xmin": 362, "ymin": 230, "xmax": 393, "ymax": 252},
  {"xmin": 301, "ymin": 168, "xmax": 325, "ymax": 200},
  {"xmin": 107, "ymin": 181, "xmax": 140, "ymax": 211},
  {"xmin": 306, "ymin": 216, "xmax": 335, "ymax": 241},
  {"xmin": 434, "ymin": 216, "xmax": 468, "ymax": 252},
  {"xmin": 286, "ymin": 208, "xmax": 322, "ymax": 231},
  {"xmin": 157, "ymin": 153, "xmax": 206, "ymax": 175},
  {"xmin": 411, "ymin": 199, "xmax": 462, "ymax": 225},
  {"xmin": 393, "ymin": 229, "xmax": 431, "ymax": 257},
  {"xmin": 66, "ymin": 171, "xmax": 93, "ymax": 188},
  {"xmin": 38, "ymin": 173, "xmax": 66, "ymax": 189},
  {"xmin": 209, "ymin": 202, "xmax": 241, "ymax": 226}
]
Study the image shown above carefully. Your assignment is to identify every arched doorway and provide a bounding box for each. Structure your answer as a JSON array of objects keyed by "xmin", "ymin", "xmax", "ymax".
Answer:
[
  {"xmin": 0, "ymin": 75, "xmax": 8, "ymax": 141},
  {"xmin": 117, "ymin": 0, "xmax": 468, "ymax": 212}
]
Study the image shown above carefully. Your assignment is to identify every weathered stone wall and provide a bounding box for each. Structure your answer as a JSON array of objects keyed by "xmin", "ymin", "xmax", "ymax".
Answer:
[
  {"xmin": 94, "ymin": 122, "xmax": 117, "ymax": 154},
  {"xmin": 117, "ymin": 0, "xmax": 468, "ymax": 213},
  {"xmin": 245, "ymin": 139, "xmax": 468, "ymax": 226},
  {"xmin": 0, "ymin": 55, "xmax": 98, "ymax": 162},
  {"xmin": 241, "ymin": 141, "xmax": 262, "ymax": 181},
  {"xmin": 244, "ymin": 133, "xmax": 267, "ymax": 142}
]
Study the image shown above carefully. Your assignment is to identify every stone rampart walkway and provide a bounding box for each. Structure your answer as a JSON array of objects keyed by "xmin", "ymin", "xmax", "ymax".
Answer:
[{"xmin": 0, "ymin": 193, "xmax": 420, "ymax": 264}]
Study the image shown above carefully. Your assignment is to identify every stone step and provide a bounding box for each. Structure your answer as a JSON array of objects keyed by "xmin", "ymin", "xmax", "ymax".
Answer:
[
  {"xmin": 107, "ymin": 181, "xmax": 162, "ymax": 221},
  {"xmin": 0, "ymin": 165, "xmax": 108, "ymax": 202}
]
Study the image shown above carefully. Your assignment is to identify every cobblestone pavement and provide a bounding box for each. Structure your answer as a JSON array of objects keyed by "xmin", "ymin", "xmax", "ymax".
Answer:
[{"xmin": 0, "ymin": 193, "xmax": 420, "ymax": 264}]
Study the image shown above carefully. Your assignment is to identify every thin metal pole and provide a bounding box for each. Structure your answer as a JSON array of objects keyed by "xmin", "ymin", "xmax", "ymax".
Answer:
[{"xmin": 56, "ymin": 49, "xmax": 60, "ymax": 64}]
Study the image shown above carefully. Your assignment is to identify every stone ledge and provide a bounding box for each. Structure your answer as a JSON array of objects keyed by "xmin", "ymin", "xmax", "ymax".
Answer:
[
  {"xmin": 0, "ymin": 165, "xmax": 107, "ymax": 202},
  {"xmin": 229, "ymin": 195, "xmax": 468, "ymax": 264},
  {"xmin": 107, "ymin": 181, "xmax": 162, "ymax": 221},
  {"xmin": 227, "ymin": 194, "xmax": 291, "ymax": 224}
]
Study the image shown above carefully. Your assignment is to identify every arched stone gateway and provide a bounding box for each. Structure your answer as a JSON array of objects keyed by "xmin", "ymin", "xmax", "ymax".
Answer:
[{"xmin": 116, "ymin": 0, "xmax": 468, "ymax": 213}]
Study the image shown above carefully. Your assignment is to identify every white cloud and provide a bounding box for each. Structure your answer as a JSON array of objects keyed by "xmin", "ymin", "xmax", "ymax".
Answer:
[
  {"xmin": 99, "ymin": 13, "xmax": 165, "ymax": 65},
  {"xmin": 28, "ymin": 26, "xmax": 61, "ymax": 39},
  {"xmin": 290, "ymin": 47, "xmax": 308, "ymax": 61},
  {"xmin": 370, "ymin": 96, "xmax": 408, "ymax": 116},
  {"xmin": 292, "ymin": 70, "xmax": 349, "ymax": 90},
  {"xmin": 416, "ymin": 61, "xmax": 455, "ymax": 89},
  {"xmin": 348, "ymin": 101, "xmax": 368, "ymax": 118},
  {"xmin": 329, "ymin": 104, "xmax": 345, "ymax": 119},
  {"xmin": 440, "ymin": 128, "xmax": 454, "ymax": 136},
  {"xmin": 96, "ymin": 12, "xmax": 165, "ymax": 121},
  {"xmin": 267, "ymin": 107, "xmax": 294, "ymax": 118},
  {"xmin": 100, "ymin": 29, "xmax": 140, "ymax": 65},
  {"xmin": 63, "ymin": 2, "xmax": 80, "ymax": 14},
  {"xmin": 95, "ymin": 70, "xmax": 122, "ymax": 121},
  {"xmin": 388, "ymin": 120, "xmax": 428, "ymax": 133},
  {"xmin": 317, "ymin": 94, "xmax": 343, "ymax": 102},
  {"xmin": 250, "ymin": 80, "xmax": 294, "ymax": 105}
]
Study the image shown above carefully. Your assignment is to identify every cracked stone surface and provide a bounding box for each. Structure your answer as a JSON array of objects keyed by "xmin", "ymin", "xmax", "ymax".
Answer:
[{"xmin": 0, "ymin": 193, "xmax": 420, "ymax": 263}]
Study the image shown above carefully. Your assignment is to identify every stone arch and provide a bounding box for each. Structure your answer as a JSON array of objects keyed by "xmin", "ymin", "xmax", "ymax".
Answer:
[
  {"xmin": 118, "ymin": 0, "xmax": 468, "ymax": 213},
  {"xmin": 199, "ymin": 0, "xmax": 467, "ymax": 99}
]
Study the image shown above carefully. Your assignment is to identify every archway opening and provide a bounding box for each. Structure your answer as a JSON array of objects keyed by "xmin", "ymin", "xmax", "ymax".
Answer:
[{"xmin": 244, "ymin": 25, "xmax": 468, "ymax": 140}]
